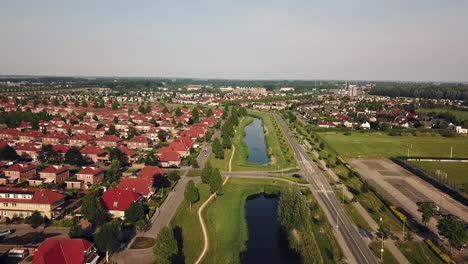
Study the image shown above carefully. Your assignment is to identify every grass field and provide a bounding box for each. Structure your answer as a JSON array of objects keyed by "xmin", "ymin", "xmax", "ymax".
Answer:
[
  {"xmin": 417, "ymin": 108, "xmax": 468, "ymax": 121},
  {"xmin": 170, "ymin": 183, "xmax": 211, "ymax": 264},
  {"xmin": 409, "ymin": 160, "xmax": 468, "ymax": 194},
  {"xmin": 318, "ymin": 132, "xmax": 468, "ymax": 158},
  {"xmin": 209, "ymin": 112, "xmax": 296, "ymax": 171},
  {"xmin": 173, "ymin": 178, "xmax": 342, "ymax": 264},
  {"xmin": 396, "ymin": 241, "xmax": 445, "ymax": 264}
]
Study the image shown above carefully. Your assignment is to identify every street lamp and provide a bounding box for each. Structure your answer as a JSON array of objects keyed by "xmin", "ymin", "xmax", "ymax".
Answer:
[{"xmin": 380, "ymin": 217, "xmax": 384, "ymax": 262}]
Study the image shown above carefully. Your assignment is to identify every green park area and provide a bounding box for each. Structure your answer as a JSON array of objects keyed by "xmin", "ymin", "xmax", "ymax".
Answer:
[
  {"xmin": 409, "ymin": 160, "xmax": 468, "ymax": 195},
  {"xmin": 170, "ymin": 178, "xmax": 342, "ymax": 264},
  {"xmin": 396, "ymin": 241, "xmax": 445, "ymax": 264},
  {"xmin": 417, "ymin": 108, "xmax": 468, "ymax": 121},
  {"xmin": 209, "ymin": 111, "xmax": 296, "ymax": 171},
  {"xmin": 318, "ymin": 132, "xmax": 468, "ymax": 158}
]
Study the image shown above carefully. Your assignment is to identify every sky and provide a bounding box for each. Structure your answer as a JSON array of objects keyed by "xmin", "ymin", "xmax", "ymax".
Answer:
[{"xmin": 1, "ymin": 0, "xmax": 467, "ymax": 81}]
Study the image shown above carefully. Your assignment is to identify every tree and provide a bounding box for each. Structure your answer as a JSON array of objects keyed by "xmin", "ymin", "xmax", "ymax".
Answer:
[
  {"xmin": 64, "ymin": 147, "xmax": 86, "ymax": 166},
  {"xmin": 206, "ymin": 108, "xmax": 213, "ymax": 117},
  {"xmin": 107, "ymin": 147, "xmax": 126, "ymax": 165},
  {"xmin": 319, "ymin": 142, "xmax": 325, "ymax": 150},
  {"xmin": 94, "ymin": 221, "xmax": 123, "ymax": 258},
  {"xmin": 437, "ymin": 215, "xmax": 468, "ymax": 252},
  {"xmin": 81, "ymin": 101, "xmax": 88, "ymax": 107},
  {"xmin": 38, "ymin": 144, "xmax": 60, "ymax": 164},
  {"xmin": 222, "ymin": 135, "xmax": 232, "ymax": 149},
  {"xmin": 184, "ymin": 180, "xmax": 199, "ymax": 210},
  {"xmin": 208, "ymin": 168, "xmax": 223, "ymax": 195},
  {"xmin": 158, "ymin": 130, "xmax": 168, "ymax": 142},
  {"xmin": 108, "ymin": 124, "xmax": 117, "ymax": 135},
  {"xmin": 212, "ymin": 138, "xmax": 224, "ymax": 159},
  {"xmin": 69, "ymin": 223, "xmax": 86, "ymax": 238},
  {"xmin": 125, "ymin": 202, "xmax": 145, "ymax": 224},
  {"xmin": 154, "ymin": 226, "xmax": 178, "ymax": 264},
  {"xmin": 25, "ymin": 211, "xmax": 44, "ymax": 229},
  {"xmin": 113, "ymin": 116, "xmax": 119, "ymax": 124},
  {"xmin": 201, "ymin": 162, "xmax": 213, "ymax": 184},
  {"xmin": 0, "ymin": 144, "xmax": 19, "ymax": 160},
  {"xmin": 278, "ymin": 187, "xmax": 310, "ymax": 231},
  {"xmin": 191, "ymin": 107, "xmax": 200, "ymax": 123},
  {"xmin": 167, "ymin": 170, "xmax": 180, "ymax": 182},
  {"xmin": 106, "ymin": 159, "xmax": 122, "ymax": 183},
  {"xmin": 81, "ymin": 193, "xmax": 107, "ymax": 225},
  {"xmin": 175, "ymin": 107, "xmax": 182, "ymax": 117},
  {"xmin": 418, "ymin": 202, "xmax": 438, "ymax": 226},
  {"xmin": 112, "ymin": 101, "xmax": 119, "ymax": 110}
]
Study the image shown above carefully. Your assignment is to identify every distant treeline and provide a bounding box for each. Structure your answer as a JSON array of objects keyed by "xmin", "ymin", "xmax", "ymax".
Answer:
[{"xmin": 369, "ymin": 84, "xmax": 468, "ymax": 100}]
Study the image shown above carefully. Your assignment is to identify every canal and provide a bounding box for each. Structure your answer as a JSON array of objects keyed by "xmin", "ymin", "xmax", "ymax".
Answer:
[
  {"xmin": 240, "ymin": 194, "xmax": 300, "ymax": 264},
  {"xmin": 243, "ymin": 118, "xmax": 270, "ymax": 164}
]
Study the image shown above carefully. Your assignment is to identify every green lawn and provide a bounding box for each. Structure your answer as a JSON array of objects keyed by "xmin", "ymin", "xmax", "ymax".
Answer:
[
  {"xmin": 170, "ymin": 183, "xmax": 211, "ymax": 264},
  {"xmin": 409, "ymin": 161, "xmax": 468, "ymax": 195},
  {"xmin": 318, "ymin": 132, "xmax": 468, "ymax": 158},
  {"xmin": 396, "ymin": 241, "xmax": 445, "ymax": 264},
  {"xmin": 200, "ymin": 177, "xmax": 341, "ymax": 264},
  {"xmin": 210, "ymin": 112, "xmax": 297, "ymax": 172},
  {"xmin": 417, "ymin": 108, "xmax": 468, "ymax": 121}
]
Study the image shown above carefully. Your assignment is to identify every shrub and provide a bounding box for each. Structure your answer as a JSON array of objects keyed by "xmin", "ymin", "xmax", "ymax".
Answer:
[{"xmin": 424, "ymin": 239, "xmax": 456, "ymax": 264}]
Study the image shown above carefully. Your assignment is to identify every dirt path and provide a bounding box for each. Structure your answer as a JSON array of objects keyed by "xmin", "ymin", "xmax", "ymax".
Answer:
[{"xmin": 194, "ymin": 176, "xmax": 230, "ymax": 264}]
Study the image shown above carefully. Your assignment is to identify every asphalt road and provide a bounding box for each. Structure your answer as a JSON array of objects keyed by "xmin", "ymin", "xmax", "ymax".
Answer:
[{"xmin": 275, "ymin": 114, "xmax": 378, "ymax": 264}]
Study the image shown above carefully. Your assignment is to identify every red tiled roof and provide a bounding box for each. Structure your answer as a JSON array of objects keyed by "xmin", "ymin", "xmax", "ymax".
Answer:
[
  {"xmin": 5, "ymin": 163, "xmax": 36, "ymax": 172},
  {"xmin": 138, "ymin": 166, "xmax": 164, "ymax": 178},
  {"xmin": 53, "ymin": 144, "xmax": 71, "ymax": 154},
  {"xmin": 69, "ymin": 134, "xmax": 95, "ymax": 141},
  {"xmin": 169, "ymin": 141, "xmax": 188, "ymax": 152},
  {"xmin": 117, "ymin": 177, "xmax": 154, "ymax": 196},
  {"xmin": 77, "ymin": 166, "xmax": 104, "ymax": 175},
  {"xmin": 177, "ymin": 137, "xmax": 193, "ymax": 149},
  {"xmin": 159, "ymin": 151, "xmax": 180, "ymax": 162},
  {"xmin": 14, "ymin": 143, "xmax": 41, "ymax": 152},
  {"xmin": 97, "ymin": 135, "xmax": 122, "ymax": 143},
  {"xmin": 33, "ymin": 238, "xmax": 92, "ymax": 264},
  {"xmin": 43, "ymin": 132, "xmax": 69, "ymax": 140},
  {"xmin": 80, "ymin": 146, "xmax": 106, "ymax": 155},
  {"xmin": 128, "ymin": 136, "xmax": 151, "ymax": 144},
  {"xmin": 40, "ymin": 165, "xmax": 69, "ymax": 174},
  {"xmin": 119, "ymin": 146, "xmax": 136, "ymax": 157},
  {"xmin": 102, "ymin": 189, "xmax": 140, "ymax": 211},
  {"xmin": 0, "ymin": 187, "xmax": 64, "ymax": 205}
]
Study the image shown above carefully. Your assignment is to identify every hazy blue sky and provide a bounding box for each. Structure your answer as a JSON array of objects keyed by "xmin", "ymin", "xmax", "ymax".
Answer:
[{"xmin": 1, "ymin": 0, "xmax": 467, "ymax": 81}]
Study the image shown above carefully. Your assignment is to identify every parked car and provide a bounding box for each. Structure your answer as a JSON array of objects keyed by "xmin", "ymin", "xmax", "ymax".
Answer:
[{"xmin": 0, "ymin": 229, "xmax": 12, "ymax": 237}]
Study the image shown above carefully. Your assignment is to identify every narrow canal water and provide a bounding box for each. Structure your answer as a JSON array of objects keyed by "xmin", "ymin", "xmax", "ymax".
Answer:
[
  {"xmin": 243, "ymin": 118, "xmax": 270, "ymax": 164},
  {"xmin": 240, "ymin": 195, "xmax": 301, "ymax": 264}
]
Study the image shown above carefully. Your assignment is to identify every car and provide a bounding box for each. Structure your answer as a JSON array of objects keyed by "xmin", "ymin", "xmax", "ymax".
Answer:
[
  {"xmin": 0, "ymin": 229, "xmax": 12, "ymax": 237},
  {"xmin": 292, "ymin": 173, "xmax": 302, "ymax": 178}
]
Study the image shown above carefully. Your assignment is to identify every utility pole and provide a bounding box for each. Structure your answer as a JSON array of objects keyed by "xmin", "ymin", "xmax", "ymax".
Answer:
[
  {"xmin": 450, "ymin": 146, "xmax": 453, "ymax": 158},
  {"xmin": 342, "ymin": 185, "xmax": 345, "ymax": 204}
]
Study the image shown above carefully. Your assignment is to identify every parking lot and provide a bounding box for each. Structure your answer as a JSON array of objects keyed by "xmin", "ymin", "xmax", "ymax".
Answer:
[{"xmin": 348, "ymin": 159, "xmax": 468, "ymax": 227}]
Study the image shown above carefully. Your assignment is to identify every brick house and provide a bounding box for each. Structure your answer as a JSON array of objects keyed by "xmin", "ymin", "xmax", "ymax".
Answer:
[
  {"xmin": 127, "ymin": 136, "xmax": 152, "ymax": 149},
  {"xmin": 13, "ymin": 143, "xmax": 41, "ymax": 161},
  {"xmin": 80, "ymin": 146, "xmax": 107, "ymax": 163},
  {"xmin": 42, "ymin": 132, "xmax": 69, "ymax": 145},
  {"xmin": 3, "ymin": 163, "xmax": 37, "ymax": 184},
  {"xmin": 159, "ymin": 152, "xmax": 181, "ymax": 168},
  {"xmin": 33, "ymin": 165, "xmax": 70, "ymax": 185},
  {"xmin": 0, "ymin": 187, "xmax": 64, "ymax": 219},
  {"xmin": 96, "ymin": 135, "xmax": 122, "ymax": 148},
  {"xmin": 68, "ymin": 134, "xmax": 96, "ymax": 147},
  {"xmin": 71, "ymin": 166, "xmax": 105, "ymax": 189},
  {"xmin": 101, "ymin": 189, "xmax": 142, "ymax": 219}
]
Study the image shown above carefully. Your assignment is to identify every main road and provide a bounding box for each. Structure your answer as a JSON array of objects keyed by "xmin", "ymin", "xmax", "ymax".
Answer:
[{"xmin": 275, "ymin": 114, "xmax": 378, "ymax": 264}]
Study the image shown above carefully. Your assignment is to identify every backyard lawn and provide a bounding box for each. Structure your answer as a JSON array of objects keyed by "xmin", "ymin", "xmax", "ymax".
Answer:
[{"xmin": 318, "ymin": 132, "xmax": 468, "ymax": 158}]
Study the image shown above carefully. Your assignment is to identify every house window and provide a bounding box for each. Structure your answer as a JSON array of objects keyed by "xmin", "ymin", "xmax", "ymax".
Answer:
[
  {"xmin": 3, "ymin": 203, "xmax": 8, "ymax": 207},
  {"xmin": 12, "ymin": 203, "xmax": 16, "ymax": 207}
]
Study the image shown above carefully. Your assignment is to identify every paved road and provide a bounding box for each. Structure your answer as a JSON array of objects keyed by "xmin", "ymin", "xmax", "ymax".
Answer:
[
  {"xmin": 275, "ymin": 114, "xmax": 378, "ymax": 264},
  {"xmin": 112, "ymin": 176, "xmax": 199, "ymax": 264}
]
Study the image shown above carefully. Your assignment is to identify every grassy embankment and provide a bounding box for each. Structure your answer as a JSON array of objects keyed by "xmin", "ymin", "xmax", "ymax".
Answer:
[
  {"xmin": 317, "ymin": 132, "xmax": 468, "ymax": 158},
  {"xmin": 368, "ymin": 241, "xmax": 398, "ymax": 264},
  {"xmin": 416, "ymin": 108, "xmax": 468, "ymax": 121},
  {"xmin": 171, "ymin": 178, "xmax": 342, "ymax": 264},
  {"xmin": 209, "ymin": 111, "xmax": 297, "ymax": 172}
]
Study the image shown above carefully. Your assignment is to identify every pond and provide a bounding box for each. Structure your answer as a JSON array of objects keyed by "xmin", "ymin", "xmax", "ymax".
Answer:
[
  {"xmin": 240, "ymin": 194, "xmax": 300, "ymax": 264},
  {"xmin": 243, "ymin": 118, "xmax": 270, "ymax": 164}
]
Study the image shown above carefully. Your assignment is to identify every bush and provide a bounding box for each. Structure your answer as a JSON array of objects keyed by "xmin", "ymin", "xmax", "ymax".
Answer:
[
  {"xmin": 424, "ymin": 239, "xmax": 456, "ymax": 264},
  {"xmin": 343, "ymin": 132, "xmax": 351, "ymax": 136}
]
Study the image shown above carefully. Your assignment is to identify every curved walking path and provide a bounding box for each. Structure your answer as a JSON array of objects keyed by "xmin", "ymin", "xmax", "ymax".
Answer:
[{"xmin": 195, "ymin": 145, "xmax": 235, "ymax": 264}]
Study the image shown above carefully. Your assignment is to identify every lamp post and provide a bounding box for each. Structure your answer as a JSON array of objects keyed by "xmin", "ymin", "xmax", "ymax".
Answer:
[{"xmin": 380, "ymin": 217, "xmax": 384, "ymax": 262}]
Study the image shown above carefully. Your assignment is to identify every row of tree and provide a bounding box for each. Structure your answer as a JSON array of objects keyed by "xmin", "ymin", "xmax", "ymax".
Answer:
[{"xmin": 369, "ymin": 85, "xmax": 468, "ymax": 100}]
